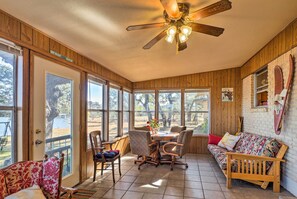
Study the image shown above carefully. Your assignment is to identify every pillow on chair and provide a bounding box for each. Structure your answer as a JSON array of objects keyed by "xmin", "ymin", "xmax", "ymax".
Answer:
[{"xmin": 5, "ymin": 185, "xmax": 46, "ymax": 199}]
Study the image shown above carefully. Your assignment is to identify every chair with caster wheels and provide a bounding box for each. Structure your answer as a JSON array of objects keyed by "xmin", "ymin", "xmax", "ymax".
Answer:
[
  {"xmin": 159, "ymin": 130, "xmax": 193, "ymax": 170},
  {"xmin": 129, "ymin": 130, "xmax": 159, "ymax": 170}
]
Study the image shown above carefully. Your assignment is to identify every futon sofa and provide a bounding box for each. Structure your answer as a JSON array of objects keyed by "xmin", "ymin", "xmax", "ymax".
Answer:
[
  {"xmin": 0, "ymin": 155, "xmax": 64, "ymax": 199},
  {"xmin": 208, "ymin": 132, "xmax": 288, "ymax": 192}
]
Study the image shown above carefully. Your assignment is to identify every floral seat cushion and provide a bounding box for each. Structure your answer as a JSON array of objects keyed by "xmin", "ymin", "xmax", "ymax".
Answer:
[
  {"xmin": 208, "ymin": 144, "xmax": 228, "ymax": 170},
  {"xmin": 0, "ymin": 170, "xmax": 8, "ymax": 197}
]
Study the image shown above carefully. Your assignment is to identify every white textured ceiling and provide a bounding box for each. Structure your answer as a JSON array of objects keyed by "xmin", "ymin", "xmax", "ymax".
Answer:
[{"xmin": 1, "ymin": 0, "xmax": 297, "ymax": 81}]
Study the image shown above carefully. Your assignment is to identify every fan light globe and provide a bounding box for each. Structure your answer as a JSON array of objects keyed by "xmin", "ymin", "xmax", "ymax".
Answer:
[
  {"xmin": 167, "ymin": 26, "xmax": 177, "ymax": 36},
  {"xmin": 179, "ymin": 33, "xmax": 188, "ymax": 43},
  {"xmin": 180, "ymin": 25, "xmax": 192, "ymax": 36},
  {"xmin": 165, "ymin": 35, "xmax": 175, "ymax": 43}
]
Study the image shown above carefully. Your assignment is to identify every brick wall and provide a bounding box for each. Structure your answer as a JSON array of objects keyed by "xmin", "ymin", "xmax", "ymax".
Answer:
[{"xmin": 242, "ymin": 46, "xmax": 297, "ymax": 195}]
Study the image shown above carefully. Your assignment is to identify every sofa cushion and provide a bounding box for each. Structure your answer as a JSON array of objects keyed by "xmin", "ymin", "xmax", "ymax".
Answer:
[
  {"xmin": 234, "ymin": 132, "xmax": 270, "ymax": 156},
  {"xmin": 3, "ymin": 161, "xmax": 43, "ymax": 195},
  {"xmin": 208, "ymin": 144, "xmax": 228, "ymax": 170},
  {"xmin": 0, "ymin": 170, "xmax": 8, "ymax": 197},
  {"xmin": 262, "ymin": 139, "xmax": 282, "ymax": 170}
]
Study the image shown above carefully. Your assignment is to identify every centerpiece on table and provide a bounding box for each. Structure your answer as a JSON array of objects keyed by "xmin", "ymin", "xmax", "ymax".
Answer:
[{"xmin": 147, "ymin": 119, "xmax": 160, "ymax": 134}]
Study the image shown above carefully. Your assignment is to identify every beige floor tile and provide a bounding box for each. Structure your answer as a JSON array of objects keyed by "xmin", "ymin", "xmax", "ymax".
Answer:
[
  {"xmin": 129, "ymin": 183, "xmax": 166, "ymax": 194},
  {"xmin": 184, "ymin": 188, "xmax": 204, "ymax": 198},
  {"xmin": 202, "ymin": 182, "xmax": 221, "ymax": 191},
  {"xmin": 119, "ymin": 175, "xmax": 136, "ymax": 183},
  {"xmin": 164, "ymin": 186, "xmax": 184, "ymax": 196},
  {"xmin": 199, "ymin": 171, "xmax": 216, "ymax": 177},
  {"xmin": 185, "ymin": 175, "xmax": 201, "ymax": 182},
  {"xmin": 185, "ymin": 181, "xmax": 202, "ymax": 189},
  {"xmin": 201, "ymin": 176, "xmax": 218, "ymax": 183},
  {"xmin": 102, "ymin": 189, "xmax": 126, "ymax": 199},
  {"xmin": 142, "ymin": 193, "xmax": 164, "ymax": 199},
  {"xmin": 203, "ymin": 190, "xmax": 225, "ymax": 199},
  {"xmin": 113, "ymin": 181, "xmax": 132, "ymax": 190},
  {"xmin": 167, "ymin": 180, "xmax": 185, "ymax": 187},
  {"xmin": 121, "ymin": 191, "xmax": 144, "ymax": 199}
]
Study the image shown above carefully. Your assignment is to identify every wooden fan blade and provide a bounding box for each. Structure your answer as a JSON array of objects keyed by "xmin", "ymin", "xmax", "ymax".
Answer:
[
  {"xmin": 188, "ymin": 0, "xmax": 232, "ymax": 21},
  {"xmin": 143, "ymin": 30, "xmax": 167, "ymax": 49},
  {"xmin": 178, "ymin": 41, "xmax": 187, "ymax": 51},
  {"xmin": 126, "ymin": 22, "xmax": 167, "ymax": 31},
  {"xmin": 189, "ymin": 23, "xmax": 224, "ymax": 37},
  {"xmin": 160, "ymin": 0, "xmax": 182, "ymax": 19}
]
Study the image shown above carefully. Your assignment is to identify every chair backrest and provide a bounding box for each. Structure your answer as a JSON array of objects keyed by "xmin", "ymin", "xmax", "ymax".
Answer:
[
  {"xmin": 176, "ymin": 130, "xmax": 193, "ymax": 156},
  {"xmin": 170, "ymin": 126, "xmax": 186, "ymax": 133},
  {"xmin": 134, "ymin": 126, "xmax": 149, "ymax": 131},
  {"xmin": 89, "ymin": 131, "xmax": 103, "ymax": 157},
  {"xmin": 129, "ymin": 130, "xmax": 152, "ymax": 156}
]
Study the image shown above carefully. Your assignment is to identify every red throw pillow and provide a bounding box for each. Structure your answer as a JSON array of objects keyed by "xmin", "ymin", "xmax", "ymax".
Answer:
[{"xmin": 208, "ymin": 134, "xmax": 222, "ymax": 145}]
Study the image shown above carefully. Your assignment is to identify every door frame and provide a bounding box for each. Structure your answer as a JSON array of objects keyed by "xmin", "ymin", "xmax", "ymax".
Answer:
[{"xmin": 28, "ymin": 51, "xmax": 85, "ymax": 183}]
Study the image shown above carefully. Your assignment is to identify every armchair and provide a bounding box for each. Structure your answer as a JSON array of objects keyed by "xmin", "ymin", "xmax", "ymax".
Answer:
[
  {"xmin": 129, "ymin": 130, "xmax": 159, "ymax": 170},
  {"xmin": 160, "ymin": 130, "xmax": 193, "ymax": 170},
  {"xmin": 0, "ymin": 154, "xmax": 64, "ymax": 199},
  {"xmin": 89, "ymin": 131, "xmax": 121, "ymax": 183}
]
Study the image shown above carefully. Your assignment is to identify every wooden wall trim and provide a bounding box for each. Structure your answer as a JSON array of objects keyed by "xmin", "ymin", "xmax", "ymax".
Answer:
[
  {"xmin": 0, "ymin": 9, "xmax": 132, "ymax": 89},
  {"xmin": 241, "ymin": 18, "xmax": 297, "ymax": 79}
]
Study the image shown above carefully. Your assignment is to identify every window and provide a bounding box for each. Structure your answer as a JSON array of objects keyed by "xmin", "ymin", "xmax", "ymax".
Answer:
[
  {"xmin": 109, "ymin": 87, "xmax": 120, "ymax": 140},
  {"xmin": 87, "ymin": 77, "xmax": 105, "ymax": 148},
  {"xmin": 0, "ymin": 45, "xmax": 21, "ymax": 168},
  {"xmin": 158, "ymin": 91, "xmax": 181, "ymax": 131},
  {"xmin": 254, "ymin": 66, "xmax": 268, "ymax": 107},
  {"xmin": 134, "ymin": 91, "xmax": 155, "ymax": 127},
  {"xmin": 184, "ymin": 90, "xmax": 210, "ymax": 135},
  {"xmin": 123, "ymin": 91, "xmax": 131, "ymax": 133}
]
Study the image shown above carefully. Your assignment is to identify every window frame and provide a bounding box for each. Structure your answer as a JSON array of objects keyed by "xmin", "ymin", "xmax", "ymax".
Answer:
[
  {"xmin": 184, "ymin": 89, "xmax": 211, "ymax": 135},
  {"xmin": 86, "ymin": 76, "xmax": 106, "ymax": 148},
  {"xmin": 133, "ymin": 90, "xmax": 156, "ymax": 128},
  {"xmin": 253, "ymin": 66, "xmax": 268, "ymax": 108},
  {"xmin": 0, "ymin": 44, "xmax": 21, "ymax": 168},
  {"xmin": 123, "ymin": 90, "xmax": 132, "ymax": 134},
  {"xmin": 108, "ymin": 84, "xmax": 121, "ymax": 141}
]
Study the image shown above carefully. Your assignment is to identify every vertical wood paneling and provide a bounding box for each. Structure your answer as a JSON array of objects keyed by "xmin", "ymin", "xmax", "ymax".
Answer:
[
  {"xmin": 241, "ymin": 18, "xmax": 297, "ymax": 78},
  {"xmin": 33, "ymin": 30, "xmax": 49, "ymax": 52},
  {"xmin": 20, "ymin": 24, "xmax": 33, "ymax": 45},
  {"xmin": 0, "ymin": 11, "xmax": 20, "ymax": 39}
]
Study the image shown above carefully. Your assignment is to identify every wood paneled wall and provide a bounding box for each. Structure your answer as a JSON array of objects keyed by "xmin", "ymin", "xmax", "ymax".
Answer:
[
  {"xmin": 241, "ymin": 18, "xmax": 297, "ymax": 79},
  {"xmin": 0, "ymin": 9, "xmax": 132, "ymax": 89},
  {"xmin": 133, "ymin": 67, "xmax": 242, "ymax": 153}
]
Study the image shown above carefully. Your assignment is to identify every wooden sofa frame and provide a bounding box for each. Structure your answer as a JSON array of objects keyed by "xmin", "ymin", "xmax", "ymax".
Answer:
[{"xmin": 223, "ymin": 142, "xmax": 288, "ymax": 193}]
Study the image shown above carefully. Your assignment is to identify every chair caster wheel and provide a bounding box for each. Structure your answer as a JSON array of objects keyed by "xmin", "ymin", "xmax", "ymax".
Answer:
[
  {"xmin": 170, "ymin": 168, "xmax": 173, "ymax": 171},
  {"xmin": 138, "ymin": 167, "xmax": 140, "ymax": 170},
  {"xmin": 186, "ymin": 165, "xmax": 188, "ymax": 168}
]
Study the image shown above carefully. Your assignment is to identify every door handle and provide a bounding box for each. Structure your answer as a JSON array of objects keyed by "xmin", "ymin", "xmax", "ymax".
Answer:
[
  {"xmin": 35, "ymin": 139, "xmax": 43, "ymax": 145},
  {"xmin": 35, "ymin": 129, "xmax": 42, "ymax": 134}
]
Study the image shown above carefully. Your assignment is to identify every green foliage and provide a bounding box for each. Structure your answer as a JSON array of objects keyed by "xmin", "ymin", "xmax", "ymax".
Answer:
[{"xmin": 0, "ymin": 55, "xmax": 14, "ymax": 106}]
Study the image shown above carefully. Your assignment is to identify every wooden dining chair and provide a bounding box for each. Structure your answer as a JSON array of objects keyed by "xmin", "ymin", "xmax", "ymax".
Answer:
[
  {"xmin": 89, "ymin": 131, "xmax": 121, "ymax": 183},
  {"xmin": 160, "ymin": 130, "xmax": 193, "ymax": 170}
]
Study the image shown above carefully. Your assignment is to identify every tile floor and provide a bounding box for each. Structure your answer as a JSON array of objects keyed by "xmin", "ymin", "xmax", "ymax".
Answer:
[{"xmin": 77, "ymin": 153, "xmax": 295, "ymax": 199}]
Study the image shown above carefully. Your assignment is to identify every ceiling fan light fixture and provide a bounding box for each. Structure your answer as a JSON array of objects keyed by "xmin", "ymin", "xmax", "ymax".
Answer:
[
  {"xmin": 167, "ymin": 26, "xmax": 177, "ymax": 36},
  {"xmin": 179, "ymin": 33, "xmax": 188, "ymax": 43},
  {"xmin": 165, "ymin": 35, "xmax": 175, "ymax": 43},
  {"xmin": 180, "ymin": 25, "xmax": 192, "ymax": 36}
]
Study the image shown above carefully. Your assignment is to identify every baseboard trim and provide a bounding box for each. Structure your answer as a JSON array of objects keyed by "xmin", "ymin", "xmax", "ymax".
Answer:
[{"xmin": 282, "ymin": 175, "xmax": 297, "ymax": 197}]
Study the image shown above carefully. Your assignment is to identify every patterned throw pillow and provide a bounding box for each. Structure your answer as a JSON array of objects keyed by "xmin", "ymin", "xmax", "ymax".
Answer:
[
  {"xmin": 262, "ymin": 139, "xmax": 282, "ymax": 171},
  {"xmin": 218, "ymin": 132, "xmax": 241, "ymax": 151}
]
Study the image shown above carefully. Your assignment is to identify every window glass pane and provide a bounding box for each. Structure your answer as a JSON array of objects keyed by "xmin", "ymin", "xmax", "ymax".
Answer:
[
  {"xmin": 109, "ymin": 88, "xmax": 119, "ymax": 111},
  {"xmin": 185, "ymin": 90, "xmax": 210, "ymax": 135},
  {"xmin": 123, "ymin": 91, "xmax": 130, "ymax": 111},
  {"xmin": 109, "ymin": 111, "xmax": 118, "ymax": 139},
  {"xmin": 87, "ymin": 78, "xmax": 104, "ymax": 149},
  {"xmin": 134, "ymin": 92, "xmax": 155, "ymax": 126},
  {"xmin": 0, "ymin": 110, "xmax": 13, "ymax": 168},
  {"xmin": 88, "ymin": 80, "xmax": 103, "ymax": 110},
  {"xmin": 185, "ymin": 91, "xmax": 209, "ymax": 112},
  {"xmin": 0, "ymin": 50, "xmax": 15, "ymax": 106},
  {"xmin": 158, "ymin": 91, "xmax": 181, "ymax": 131},
  {"xmin": 123, "ymin": 111, "xmax": 129, "ymax": 133}
]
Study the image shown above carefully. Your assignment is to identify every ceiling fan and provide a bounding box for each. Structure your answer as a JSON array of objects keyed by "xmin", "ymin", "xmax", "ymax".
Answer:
[{"xmin": 126, "ymin": 0, "xmax": 232, "ymax": 51}]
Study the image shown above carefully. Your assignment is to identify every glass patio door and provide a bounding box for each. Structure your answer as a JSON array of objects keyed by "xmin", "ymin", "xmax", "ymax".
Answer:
[{"xmin": 32, "ymin": 55, "xmax": 80, "ymax": 187}]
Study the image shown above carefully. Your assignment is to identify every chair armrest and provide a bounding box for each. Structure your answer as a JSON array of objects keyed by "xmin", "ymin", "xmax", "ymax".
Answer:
[
  {"xmin": 162, "ymin": 142, "xmax": 184, "ymax": 157},
  {"xmin": 102, "ymin": 141, "xmax": 115, "ymax": 150},
  {"xmin": 225, "ymin": 152, "xmax": 285, "ymax": 162}
]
